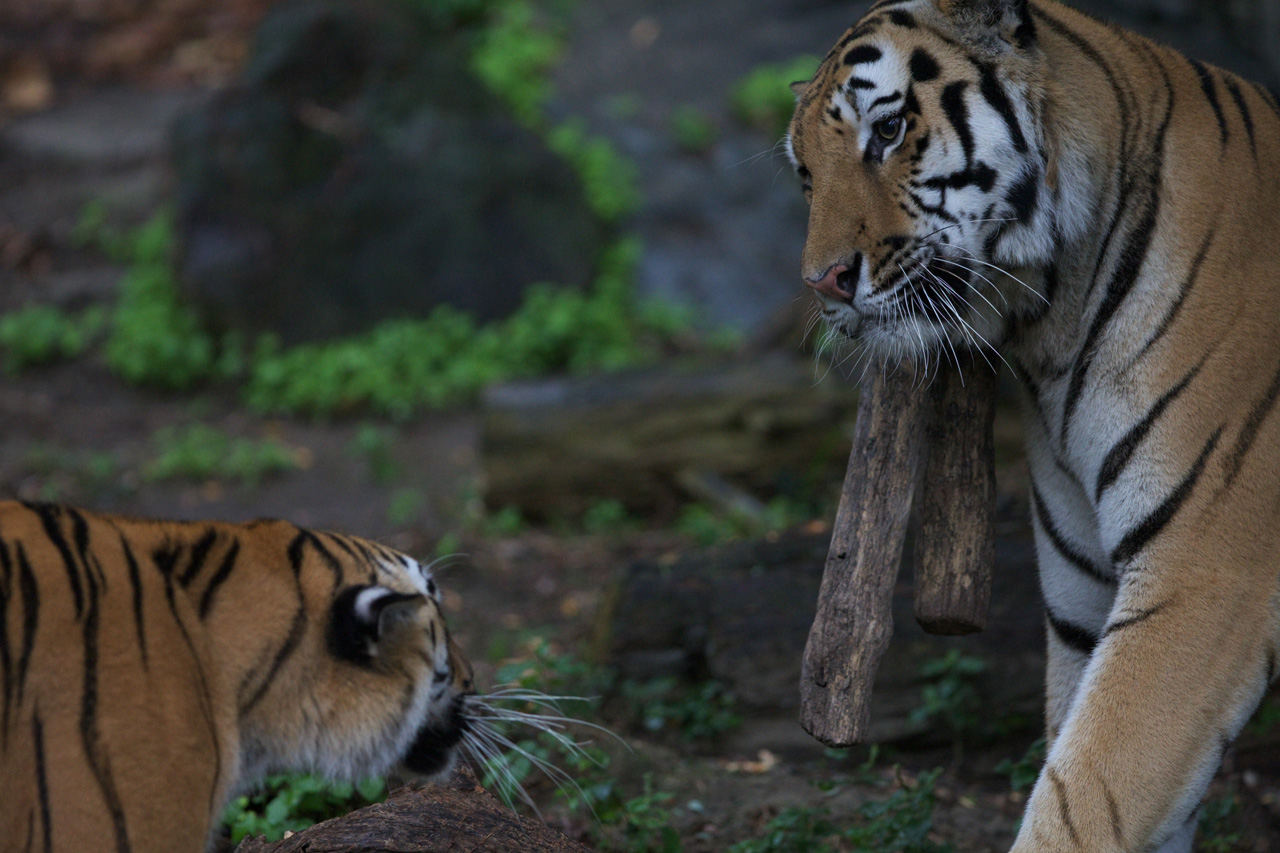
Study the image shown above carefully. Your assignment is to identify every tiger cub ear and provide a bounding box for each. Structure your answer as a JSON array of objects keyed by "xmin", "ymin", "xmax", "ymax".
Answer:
[
  {"xmin": 936, "ymin": 0, "xmax": 1035, "ymax": 49},
  {"xmin": 328, "ymin": 585, "xmax": 427, "ymax": 663}
]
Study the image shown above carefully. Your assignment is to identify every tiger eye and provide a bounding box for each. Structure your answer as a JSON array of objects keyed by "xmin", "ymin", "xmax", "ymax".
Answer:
[{"xmin": 875, "ymin": 117, "xmax": 903, "ymax": 140}]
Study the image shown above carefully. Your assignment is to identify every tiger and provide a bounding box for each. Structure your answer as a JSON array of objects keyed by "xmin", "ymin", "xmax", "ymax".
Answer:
[
  {"xmin": 786, "ymin": 1, "xmax": 1280, "ymax": 851},
  {"xmin": 0, "ymin": 500, "xmax": 477, "ymax": 853}
]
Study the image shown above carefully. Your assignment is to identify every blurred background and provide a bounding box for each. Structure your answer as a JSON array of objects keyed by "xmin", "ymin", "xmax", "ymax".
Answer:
[{"xmin": 1, "ymin": 1, "xmax": 1278, "ymax": 850}]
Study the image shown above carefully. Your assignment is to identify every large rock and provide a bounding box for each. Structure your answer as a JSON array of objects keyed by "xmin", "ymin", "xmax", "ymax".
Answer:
[{"xmin": 171, "ymin": 0, "xmax": 608, "ymax": 345}]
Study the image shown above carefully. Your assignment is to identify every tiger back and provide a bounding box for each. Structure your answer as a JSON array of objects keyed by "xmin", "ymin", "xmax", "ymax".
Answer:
[
  {"xmin": 0, "ymin": 500, "xmax": 474, "ymax": 853},
  {"xmin": 787, "ymin": 2, "xmax": 1280, "ymax": 851}
]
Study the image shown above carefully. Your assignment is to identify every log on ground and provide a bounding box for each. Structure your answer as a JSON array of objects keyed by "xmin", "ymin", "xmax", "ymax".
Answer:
[
  {"xmin": 481, "ymin": 354, "xmax": 860, "ymax": 520},
  {"xmin": 235, "ymin": 766, "xmax": 595, "ymax": 853}
]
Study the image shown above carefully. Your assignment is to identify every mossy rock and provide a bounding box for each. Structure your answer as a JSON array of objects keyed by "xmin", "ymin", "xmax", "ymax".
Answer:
[{"xmin": 171, "ymin": 0, "xmax": 609, "ymax": 344}]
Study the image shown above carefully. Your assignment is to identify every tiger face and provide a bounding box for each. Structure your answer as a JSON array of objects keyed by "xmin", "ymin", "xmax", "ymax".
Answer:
[
  {"xmin": 787, "ymin": 0, "xmax": 1071, "ymax": 361},
  {"xmin": 245, "ymin": 544, "xmax": 478, "ymax": 785}
]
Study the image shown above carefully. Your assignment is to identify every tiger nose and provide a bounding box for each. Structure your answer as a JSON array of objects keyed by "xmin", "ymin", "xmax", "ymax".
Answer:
[{"xmin": 806, "ymin": 257, "xmax": 858, "ymax": 301}]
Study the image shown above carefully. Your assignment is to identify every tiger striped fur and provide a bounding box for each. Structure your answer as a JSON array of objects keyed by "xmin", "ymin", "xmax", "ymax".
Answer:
[
  {"xmin": 787, "ymin": 1, "xmax": 1280, "ymax": 850},
  {"xmin": 0, "ymin": 501, "xmax": 475, "ymax": 853}
]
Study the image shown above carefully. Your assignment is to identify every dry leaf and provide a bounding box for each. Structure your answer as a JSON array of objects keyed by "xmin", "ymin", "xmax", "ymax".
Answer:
[
  {"xmin": 2, "ymin": 54, "xmax": 54, "ymax": 113},
  {"xmin": 721, "ymin": 749, "xmax": 778, "ymax": 774}
]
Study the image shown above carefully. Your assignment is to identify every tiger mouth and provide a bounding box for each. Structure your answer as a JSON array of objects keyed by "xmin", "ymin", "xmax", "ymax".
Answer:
[{"xmin": 401, "ymin": 701, "xmax": 469, "ymax": 776}]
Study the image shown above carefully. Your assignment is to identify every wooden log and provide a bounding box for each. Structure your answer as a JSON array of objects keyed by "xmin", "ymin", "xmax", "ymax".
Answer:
[
  {"xmin": 481, "ymin": 354, "xmax": 859, "ymax": 521},
  {"xmin": 235, "ymin": 766, "xmax": 595, "ymax": 853},
  {"xmin": 799, "ymin": 365, "xmax": 927, "ymax": 746},
  {"xmin": 912, "ymin": 364, "xmax": 1000, "ymax": 635}
]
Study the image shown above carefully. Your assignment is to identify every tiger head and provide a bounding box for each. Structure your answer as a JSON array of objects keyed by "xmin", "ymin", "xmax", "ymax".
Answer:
[
  {"xmin": 788, "ymin": 0, "xmax": 1083, "ymax": 361},
  {"xmin": 227, "ymin": 531, "xmax": 477, "ymax": 786}
]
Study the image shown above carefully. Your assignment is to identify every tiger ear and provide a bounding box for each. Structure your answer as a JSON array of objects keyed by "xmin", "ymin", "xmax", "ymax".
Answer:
[
  {"xmin": 936, "ymin": 0, "xmax": 1035, "ymax": 49},
  {"xmin": 791, "ymin": 80, "xmax": 810, "ymax": 100},
  {"xmin": 328, "ymin": 585, "xmax": 427, "ymax": 663}
]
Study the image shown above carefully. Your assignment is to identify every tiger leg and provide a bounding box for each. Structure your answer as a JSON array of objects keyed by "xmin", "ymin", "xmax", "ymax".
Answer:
[
  {"xmin": 1027, "ymin": 443, "xmax": 1115, "ymax": 746},
  {"xmin": 1012, "ymin": 545, "xmax": 1277, "ymax": 853},
  {"xmin": 1042, "ymin": 624, "xmax": 1088, "ymax": 748}
]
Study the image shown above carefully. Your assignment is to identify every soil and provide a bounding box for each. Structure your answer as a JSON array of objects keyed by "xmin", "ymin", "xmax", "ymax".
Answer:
[{"xmin": 2, "ymin": 1, "xmax": 1280, "ymax": 851}]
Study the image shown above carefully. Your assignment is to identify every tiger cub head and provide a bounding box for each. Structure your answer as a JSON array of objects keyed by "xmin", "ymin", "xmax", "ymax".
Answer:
[{"xmin": 787, "ymin": 0, "xmax": 1081, "ymax": 361}]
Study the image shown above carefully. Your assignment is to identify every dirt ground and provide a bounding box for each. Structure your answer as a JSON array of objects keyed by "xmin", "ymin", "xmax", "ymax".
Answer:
[{"xmin": 3, "ymin": 1, "xmax": 1280, "ymax": 851}]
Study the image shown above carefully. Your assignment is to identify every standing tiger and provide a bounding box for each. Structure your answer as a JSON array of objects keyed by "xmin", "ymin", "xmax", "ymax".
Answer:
[
  {"xmin": 788, "ymin": 1, "xmax": 1280, "ymax": 851},
  {"xmin": 0, "ymin": 501, "xmax": 475, "ymax": 853}
]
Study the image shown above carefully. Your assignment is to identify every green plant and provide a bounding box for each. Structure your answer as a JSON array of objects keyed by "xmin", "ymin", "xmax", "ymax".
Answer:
[
  {"xmin": 434, "ymin": 531, "xmax": 463, "ymax": 560},
  {"xmin": 609, "ymin": 774, "xmax": 682, "ymax": 853},
  {"xmin": 145, "ymin": 424, "xmax": 305, "ymax": 486},
  {"xmin": 244, "ymin": 307, "xmax": 486, "ymax": 419},
  {"xmin": 730, "ymin": 56, "xmax": 822, "ymax": 138},
  {"xmin": 908, "ymin": 650, "xmax": 987, "ymax": 738},
  {"xmin": 244, "ymin": 239, "xmax": 690, "ymax": 419},
  {"xmin": 622, "ymin": 677, "xmax": 742, "ymax": 743},
  {"xmin": 675, "ymin": 496, "xmax": 814, "ymax": 546},
  {"xmin": 349, "ymin": 424, "xmax": 397, "ymax": 485},
  {"xmin": 547, "ymin": 120, "xmax": 642, "ymax": 223},
  {"xmin": 814, "ymin": 744, "xmax": 883, "ymax": 791},
  {"xmin": 21, "ymin": 444, "xmax": 122, "ymax": 502},
  {"xmin": 0, "ymin": 304, "xmax": 104, "ymax": 372},
  {"xmin": 844, "ymin": 769, "xmax": 951, "ymax": 852},
  {"xmin": 730, "ymin": 769, "xmax": 949, "ymax": 853},
  {"xmin": 730, "ymin": 806, "xmax": 841, "ymax": 853},
  {"xmin": 1198, "ymin": 795, "xmax": 1245, "ymax": 852},
  {"xmin": 470, "ymin": 0, "xmax": 562, "ymax": 125},
  {"xmin": 669, "ymin": 104, "xmax": 718, "ymax": 155},
  {"xmin": 387, "ymin": 487, "xmax": 427, "ymax": 526},
  {"xmin": 463, "ymin": 0, "xmax": 641, "ymax": 222},
  {"xmin": 480, "ymin": 505, "xmax": 527, "ymax": 537},
  {"xmin": 80, "ymin": 208, "xmax": 221, "ymax": 390},
  {"xmin": 495, "ymin": 637, "xmax": 616, "ymax": 701},
  {"xmin": 995, "ymin": 737, "xmax": 1046, "ymax": 793},
  {"xmin": 221, "ymin": 773, "xmax": 385, "ymax": 844},
  {"xmin": 580, "ymin": 499, "xmax": 639, "ymax": 535}
]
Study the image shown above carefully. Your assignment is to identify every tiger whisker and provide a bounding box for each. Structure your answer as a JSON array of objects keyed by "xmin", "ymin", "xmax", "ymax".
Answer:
[
  {"xmin": 901, "ymin": 264, "xmax": 959, "ymax": 381},
  {"xmin": 461, "ymin": 726, "xmax": 543, "ymax": 818},
  {"xmin": 947, "ymin": 246, "xmax": 1049, "ymax": 305},
  {"xmin": 458, "ymin": 686, "xmax": 632, "ymax": 819},
  {"xmin": 918, "ymin": 216, "xmax": 1017, "ymax": 243},
  {"xmin": 930, "ymin": 257, "xmax": 1009, "ymax": 310},
  {"xmin": 421, "ymin": 553, "xmax": 470, "ymax": 576},
  {"xmin": 919, "ymin": 266, "xmax": 1013, "ymax": 377},
  {"xmin": 730, "ymin": 138, "xmax": 790, "ymax": 170},
  {"xmin": 465, "ymin": 703, "xmax": 623, "ymax": 746},
  {"xmin": 472, "ymin": 721, "xmax": 596, "ymax": 814}
]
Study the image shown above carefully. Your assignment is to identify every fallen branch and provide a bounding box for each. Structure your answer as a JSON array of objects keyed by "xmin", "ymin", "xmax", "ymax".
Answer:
[
  {"xmin": 913, "ymin": 365, "xmax": 999, "ymax": 635},
  {"xmin": 799, "ymin": 366, "xmax": 927, "ymax": 746},
  {"xmin": 799, "ymin": 361, "xmax": 1000, "ymax": 746}
]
